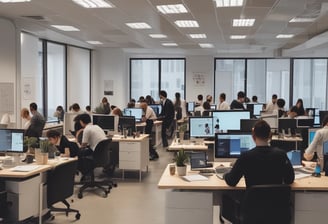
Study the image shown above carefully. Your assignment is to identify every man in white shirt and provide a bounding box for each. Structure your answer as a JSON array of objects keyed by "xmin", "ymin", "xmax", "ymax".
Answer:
[
  {"xmin": 218, "ymin": 93, "xmax": 230, "ymax": 110},
  {"xmin": 140, "ymin": 102, "xmax": 157, "ymax": 121},
  {"xmin": 266, "ymin": 94, "xmax": 278, "ymax": 112}
]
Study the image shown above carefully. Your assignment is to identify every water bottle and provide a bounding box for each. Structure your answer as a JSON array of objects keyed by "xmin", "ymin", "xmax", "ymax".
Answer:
[{"xmin": 314, "ymin": 158, "xmax": 321, "ymax": 177}]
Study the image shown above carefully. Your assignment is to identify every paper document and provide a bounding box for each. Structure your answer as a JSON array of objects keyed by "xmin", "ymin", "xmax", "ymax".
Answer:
[
  {"xmin": 10, "ymin": 165, "xmax": 41, "ymax": 172},
  {"xmin": 182, "ymin": 174, "xmax": 209, "ymax": 182}
]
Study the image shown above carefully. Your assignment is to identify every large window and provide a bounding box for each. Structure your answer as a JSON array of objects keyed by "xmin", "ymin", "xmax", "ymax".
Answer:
[
  {"xmin": 130, "ymin": 58, "xmax": 185, "ymax": 101},
  {"xmin": 293, "ymin": 59, "xmax": 327, "ymax": 110}
]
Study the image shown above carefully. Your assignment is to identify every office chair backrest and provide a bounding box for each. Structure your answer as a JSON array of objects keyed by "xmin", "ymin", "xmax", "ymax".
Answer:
[
  {"xmin": 241, "ymin": 184, "xmax": 291, "ymax": 224},
  {"xmin": 93, "ymin": 138, "xmax": 112, "ymax": 167},
  {"xmin": 47, "ymin": 160, "xmax": 78, "ymax": 206}
]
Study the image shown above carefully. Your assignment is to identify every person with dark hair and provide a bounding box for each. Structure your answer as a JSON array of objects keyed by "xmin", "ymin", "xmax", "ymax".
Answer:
[
  {"xmin": 26, "ymin": 102, "xmax": 46, "ymax": 138},
  {"xmin": 71, "ymin": 103, "xmax": 81, "ymax": 113},
  {"xmin": 266, "ymin": 94, "xmax": 278, "ymax": 112},
  {"xmin": 85, "ymin": 105, "xmax": 92, "ymax": 114},
  {"xmin": 174, "ymin": 92, "xmax": 186, "ymax": 120},
  {"xmin": 54, "ymin": 105, "xmax": 65, "ymax": 121},
  {"xmin": 252, "ymin": 95, "xmax": 258, "ymax": 103},
  {"xmin": 304, "ymin": 115, "xmax": 328, "ymax": 162},
  {"xmin": 138, "ymin": 96, "xmax": 145, "ymax": 103},
  {"xmin": 195, "ymin": 94, "xmax": 203, "ymax": 107},
  {"xmin": 111, "ymin": 107, "xmax": 123, "ymax": 117},
  {"xmin": 159, "ymin": 90, "xmax": 175, "ymax": 148},
  {"xmin": 230, "ymin": 91, "xmax": 245, "ymax": 110},
  {"xmin": 288, "ymin": 98, "xmax": 306, "ymax": 118},
  {"xmin": 127, "ymin": 99, "xmax": 136, "ymax": 108},
  {"xmin": 47, "ymin": 130, "xmax": 79, "ymax": 157},
  {"xmin": 145, "ymin": 95, "xmax": 155, "ymax": 105},
  {"xmin": 202, "ymin": 101, "xmax": 211, "ymax": 116},
  {"xmin": 221, "ymin": 120, "xmax": 295, "ymax": 223},
  {"xmin": 277, "ymin": 98, "xmax": 286, "ymax": 117},
  {"xmin": 218, "ymin": 93, "xmax": 230, "ymax": 110}
]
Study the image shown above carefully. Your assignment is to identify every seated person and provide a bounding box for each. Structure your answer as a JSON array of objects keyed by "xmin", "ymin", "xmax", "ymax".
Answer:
[
  {"xmin": 46, "ymin": 130, "xmax": 79, "ymax": 157},
  {"xmin": 221, "ymin": 120, "xmax": 294, "ymax": 223},
  {"xmin": 288, "ymin": 98, "xmax": 307, "ymax": 118}
]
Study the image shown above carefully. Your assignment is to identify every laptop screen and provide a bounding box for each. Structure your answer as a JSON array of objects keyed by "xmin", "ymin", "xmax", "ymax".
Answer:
[
  {"xmin": 190, "ymin": 152, "xmax": 208, "ymax": 170},
  {"xmin": 287, "ymin": 150, "xmax": 301, "ymax": 166},
  {"xmin": 323, "ymin": 141, "xmax": 328, "ymax": 155}
]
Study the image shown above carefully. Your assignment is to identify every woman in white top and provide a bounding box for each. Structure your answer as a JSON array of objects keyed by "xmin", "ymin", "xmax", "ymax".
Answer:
[{"xmin": 20, "ymin": 108, "xmax": 31, "ymax": 129}]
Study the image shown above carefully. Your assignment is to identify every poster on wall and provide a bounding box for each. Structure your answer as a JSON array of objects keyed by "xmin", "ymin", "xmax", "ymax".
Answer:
[
  {"xmin": 193, "ymin": 73, "xmax": 206, "ymax": 87},
  {"xmin": 22, "ymin": 77, "xmax": 34, "ymax": 100},
  {"xmin": 104, "ymin": 80, "xmax": 114, "ymax": 95}
]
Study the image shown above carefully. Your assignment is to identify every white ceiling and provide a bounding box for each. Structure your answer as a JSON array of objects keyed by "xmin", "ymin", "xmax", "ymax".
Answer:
[{"xmin": 1, "ymin": 0, "xmax": 328, "ymax": 55}]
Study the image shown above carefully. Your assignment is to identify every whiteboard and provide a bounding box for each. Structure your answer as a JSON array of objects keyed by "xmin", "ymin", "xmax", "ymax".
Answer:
[{"xmin": 0, "ymin": 83, "xmax": 14, "ymax": 113}]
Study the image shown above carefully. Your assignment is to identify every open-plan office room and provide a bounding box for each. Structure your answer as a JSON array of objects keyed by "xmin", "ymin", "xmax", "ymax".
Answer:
[{"xmin": 2, "ymin": 0, "xmax": 328, "ymax": 224}]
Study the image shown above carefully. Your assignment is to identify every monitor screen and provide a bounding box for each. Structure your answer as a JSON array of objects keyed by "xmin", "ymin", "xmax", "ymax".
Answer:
[
  {"xmin": 212, "ymin": 110, "xmax": 251, "ymax": 132},
  {"xmin": 92, "ymin": 114, "xmax": 117, "ymax": 132},
  {"xmin": 296, "ymin": 118, "xmax": 314, "ymax": 128},
  {"xmin": 278, "ymin": 118, "xmax": 297, "ymax": 134},
  {"xmin": 189, "ymin": 116, "xmax": 214, "ymax": 138},
  {"xmin": 123, "ymin": 108, "xmax": 143, "ymax": 122},
  {"xmin": 287, "ymin": 150, "xmax": 301, "ymax": 166},
  {"xmin": 0, "ymin": 129, "xmax": 24, "ymax": 153},
  {"xmin": 253, "ymin": 104, "xmax": 264, "ymax": 116},
  {"xmin": 308, "ymin": 128, "xmax": 319, "ymax": 145},
  {"xmin": 190, "ymin": 152, "xmax": 208, "ymax": 170},
  {"xmin": 240, "ymin": 119, "xmax": 259, "ymax": 132},
  {"xmin": 214, "ymin": 133, "xmax": 256, "ymax": 158},
  {"xmin": 149, "ymin": 104, "xmax": 162, "ymax": 116},
  {"xmin": 118, "ymin": 116, "xmax": 136, "ymax": 133},
  {"xmin": 187, "ymin": 102, "xmax": 195, "ymax": 113}
]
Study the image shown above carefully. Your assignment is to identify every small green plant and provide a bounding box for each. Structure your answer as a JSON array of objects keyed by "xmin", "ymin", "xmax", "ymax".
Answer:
[
  {"xmin": 39, "ymin": 137, "xmax": 50, "ymax": 153},
  {"xmin": 179, "ymin": 123, "xmax": 188, "ymax": 133},
  {"xmin": 174, "ymin": 150, "xmax": 189, "ymax": 167},
  {"xmin": 24, "ymin": 137, "xmax": 39, "ymax": 149}
]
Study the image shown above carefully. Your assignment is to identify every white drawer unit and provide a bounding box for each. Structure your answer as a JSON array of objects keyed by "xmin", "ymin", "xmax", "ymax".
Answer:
[{"xmin": 118, "ymin": 136, "xmax": 149, "ymax": 181}]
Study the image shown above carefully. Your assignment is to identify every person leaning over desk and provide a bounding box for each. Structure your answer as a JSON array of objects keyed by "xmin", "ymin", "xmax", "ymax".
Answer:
[
  {"xmin": 222, "ymin": 120, "xmax": 295, "ymax": 223},
  {"xmin": 47, "ymin": 130, "xmax": 79, "ymax": 157},
  {"xmin": 304, "ymin": 115, "xmax": 328, "ymax": 163}
]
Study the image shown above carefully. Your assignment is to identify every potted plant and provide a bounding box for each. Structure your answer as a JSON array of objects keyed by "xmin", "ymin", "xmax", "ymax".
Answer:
[
  {"xmin": 178, "ymin": 123, "xmax": 188, "ymax": 140},
  {"xmin": 174, "ymin": 150, "xmax": 189, "ymax": 176},
  {"xmin": 24, "ymin": 137, "xmax": 38, "ymax": 154},
  {"xmin": 35, "ymin": 137, "xmax": 50, "ymax": 164}
]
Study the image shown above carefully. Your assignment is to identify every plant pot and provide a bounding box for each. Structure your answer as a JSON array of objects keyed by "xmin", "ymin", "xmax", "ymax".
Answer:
[
  {"xmin": 35, "ymin": 149, "xmax": 48, "ymax": 165},
  {"xmin": 176, "ymin": 165, "xmax": 187, "ymax": 176}
]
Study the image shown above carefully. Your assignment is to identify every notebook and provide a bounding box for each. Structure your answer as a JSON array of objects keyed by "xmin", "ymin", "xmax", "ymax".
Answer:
[{"xmin": 287, "ymin": 150, "xmax": 302, "ymax": 169}]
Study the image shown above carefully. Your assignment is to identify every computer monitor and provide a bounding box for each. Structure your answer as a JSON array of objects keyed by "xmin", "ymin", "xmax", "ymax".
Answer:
[
  {"xmin": 92, "ymin": 114, "xmax": 118, "ymax": 133},
  {"xmin": 212, "ymin": 110, "xmax": 251, "ymax": 132},
  {"xmin": 189, "ymin": 152, "xmax": 211, "ymax": 170},
  {"xmin": 0, "ymin": 129, "xmax": 25, "ymax": 153},
  {"xmin": 308, "ymin": 128, "xmax": 319, "ymax": 145},
  {"xmin": 118, "ymin": 116, "xmax": 136, "ymax": 134},
  {"xmin": 278, "ymin": 118, "xmax": 297, "ymax": 135},
  {"xmin": 189, "ymin": 116, "xmax": 214, "ymax": 138},
  {"xmin": 214, "ymin": 133, "xmax": 256, "ymax": 158},
  {"xmin": 149, "ymin": 104, "xmax": 162, "ymax": 117},
  {"xmin": 260, "ymin": 111, "xmax": 278, "ymax": 129},
  {"xmin": 287, "ymin": 150, "xmax": 302, "ymax": 167},
  {"xmin": 240, "ymin": 119, "xmax": 259, "ymax": 132},
  {"xmin": 210, "ymin": 104, "xmax": 217, "ymax": 110},
  {"xmin": 296, "ymin": 117, "xmax": 314, "ymax": 128},
  {"xmin": 319, "ymin": 110, "xmax": 328, "ymax": 126},
  {"xmin": 123, "ymin": 108, "xmax": 143, "ymax": 122},
  {"xmin": 187, "ymin": 102, "xmax": 195, "ymax": 113}
]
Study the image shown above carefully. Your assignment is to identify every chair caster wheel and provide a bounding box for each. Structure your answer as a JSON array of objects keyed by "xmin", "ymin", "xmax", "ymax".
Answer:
[
  {"xmin": 78, "ymin": 192, "xmax": 83, "ymax": 199},
  {"xmin": 76, "ymin": 213, "xmax": 81, "ymax": 220}
]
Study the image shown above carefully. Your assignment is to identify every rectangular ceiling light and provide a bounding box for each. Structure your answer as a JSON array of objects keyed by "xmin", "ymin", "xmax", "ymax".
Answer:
[
  {"xmin": 199, "ymin": 43, "xmax": 214, "ymax": 48},
  {"xmin": 276, "ymin": 34, "xmax": 294, "ymax": 39},
  {"xmin": 230, "ymin": 35, "xmax": 246, "ymax": 39},
  {"xmin": 72, "ymin": 0, "xmax": 114, "ymax": 8},
  {"xmin": 51, "ymin": 25, "xmax": 80, "ymax": 31},
  {"xmin": 0, "ymin": 0, "xmax": 30, "ymax": 2},
  {"xmin": 175, "ymin": 20, "xmax": 199, "ymax": 28},
  {"xmin": 289, "ymin": 17, "xmax": 316, "ymax": 23},
  {"xmin": 157, "ymin": 4, "xmax": 188, "ymax": 14},
  {"xmin": 162, "ymin": 43, "xmax": 178, "ymax": 46},
  {"xmin": 126, "ymin": 22, "xmax": 152, "ymax": 29},
  {"xmin": 233, "ymin": 19, "xmax": 255, "ymax": 27},
  {"xmin": 214, "ymin": 0, "xmax": 243, "ymax": 7},
  {"xmin": 149, "ymin": 34, "xmax": 167, "ymax": 38},
  {"xmin": 189, "ymin": 34, "xmax": 207, "ymax": 39},
  {"xmin": 86, "ymin": 41, "xmax": 103, "ymax": 44}
]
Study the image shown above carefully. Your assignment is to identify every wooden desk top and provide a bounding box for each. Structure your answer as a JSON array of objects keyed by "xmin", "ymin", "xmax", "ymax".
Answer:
[
  {"xmin": 0, "ymin": 157, "xmax": 77, "ymax": 179},
  {"xmin": 112, "ymin": 134, "xmax": 149, "ymax": 142},
  {"xmin": 136, "ymin": 120, "xmax": 162, "ymax": 127},
  {"xmin": 158, "ymin": 163, "xmax": 328, "ymax": 191},
  {"xmin": 168, "ymin": 141, "xmax": 208, "ymax": 151}
]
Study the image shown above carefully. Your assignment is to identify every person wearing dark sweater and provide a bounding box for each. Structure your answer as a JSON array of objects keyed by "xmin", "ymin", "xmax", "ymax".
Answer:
[{"xmin": 230, "ymin": 91, "xmax": 245, "ymax": 110}]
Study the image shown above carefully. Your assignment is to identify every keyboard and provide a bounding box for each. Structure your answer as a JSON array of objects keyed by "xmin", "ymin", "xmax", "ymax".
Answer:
[{"xmin": 199, "ymin": 169, "xmax": 215, "ymax": 174}]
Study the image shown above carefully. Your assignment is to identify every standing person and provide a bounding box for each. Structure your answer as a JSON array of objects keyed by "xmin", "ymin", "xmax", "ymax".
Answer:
[
  {"xmin": 288, "ymin": 98, "xmax": 307, "ymax": 118},
  {"xmin": 159, "ymin": 90, "xmax": 175, "ymax": 148},
  {"xmin": 266, "ymin": 94, "xmax": 278, "ymax": 112},
  {"xmin": 230, "ymin": 91, "xmax": 245, "ymax": 110},
  {"xmin": 218, "ymin": 93, "xmax": 230, "ymax": 110},
  {"xmin": 26, "ymin": 102, "xmax": 46, "ymax": 138},
  {"xmin": 173, "ymin": 92, "xmax": 186, "ymax": 120},
  {"xmin": 20, "ymin": 108, "xmax": 31, "ymax": 129},
  {"xmin": 222, "ymin": 120, "xmax": 294, "ymax": 223}
]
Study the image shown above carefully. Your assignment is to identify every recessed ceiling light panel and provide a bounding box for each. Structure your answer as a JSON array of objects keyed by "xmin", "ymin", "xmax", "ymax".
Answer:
[
  {"xmin": 149, "ymin": 34, "xmax": 167, "ymax": 38},
  {"xmin": 157, "ymin": 4, "xmax": 188, "ymax": 14},
  {"xmin": 289, "ymin": 17, "xmax": 315, "ymax": 23},
  {"xmin": 162, "ymin": 43, "xmax": 178, "ymax": 46},
  {"xmin": 174, "ymin": 20, "xmax": 199, "ymax": 28},
  {"xmin": 276, "ymin": 34, "xmax": 294, "ymax": 38},
  {"xmin": 214, "ymin": 0, "xmax": 243, "ymax": 7},
  {"xmin": 86, "ymin": 41, "xmax": 103, "ymax": 44},
  {"xmin": 189, "ymin": 34, "xmax": 207, "ymax": 39},
  {"xmin": 72, "ymin": 0, "xmax": 114, "ymax": 8},
  {"xmin": 233, "ymin": 19, "xmax": 255, "ymax": 27},
  {"xmin": 0, "ymin": 0, "xmax": 30, "ymax": 2},
  {"xmin": 126, "ymin": 22, "xmax": 152, "ymax": 29},
  {"xmin": 230, "ymin": 35, "xmax": 246, "ymax": 39},
  {"xmin": 51, "ymin": 25, "xmax": 80, "ymax": 31},
  {"xmin": 199, "ymin": 43, "xmax": 214, "ymax": 48}
]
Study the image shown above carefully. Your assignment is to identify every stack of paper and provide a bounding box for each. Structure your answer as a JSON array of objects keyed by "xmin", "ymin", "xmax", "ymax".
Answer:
[
  {"xmin": 10, "ymin": 165, "xmax": 41, "ymax": 172},
  {"xmin": 181, "ymin": 174, "xmax": 209, "ymax": 182}
]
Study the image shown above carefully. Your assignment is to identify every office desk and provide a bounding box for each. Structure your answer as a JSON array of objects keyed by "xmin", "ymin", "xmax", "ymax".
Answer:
[
  {"xmin": 112, "ymin": 134, "xmax": 149, "ymax": 182},
  {"xmin": 271, "ymin": 135, "xmax": 303, "ymax": 150},
  {"xmin": 158, "ymin": 163, "xmax": 328, "ymax": 224},
  {"xmin": 136, "ymin": 120, "xmax": 162, "ymax": 147},
  {"xmin": 0, "ymin": 158, "xmax": 76, "ymax": 223},
  {"xmin": 168, "ymin": 140, "xmax": 209, "ymax": 151}
]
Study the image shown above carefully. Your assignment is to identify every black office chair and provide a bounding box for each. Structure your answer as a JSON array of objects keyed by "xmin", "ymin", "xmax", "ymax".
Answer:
[
  {"xmin": 220, "ymin": 184, "xmax": 292, "ymax": 224},
  {"xmin": 77, "ymin": 138, "xmax": 117, "ymax": 199},
  {"xmin": 47, "ymin": 160, "xmax": 81, "ymax": 220}
]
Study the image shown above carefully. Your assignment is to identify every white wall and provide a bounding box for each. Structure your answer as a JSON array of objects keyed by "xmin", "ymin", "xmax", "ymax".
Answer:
[{"xmin": 0, "ymin": 18, "xmax": 17, "ymax": 124}]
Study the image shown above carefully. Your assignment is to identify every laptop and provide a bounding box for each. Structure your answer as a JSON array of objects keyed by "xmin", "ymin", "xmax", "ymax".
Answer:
[
  {"xmin": 287, "ymin": 150, "xmax": 302, "ymax": 169},
  {"xmin": 190, "ymin": 152, "xmax": 213, "ymax": 170}
]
